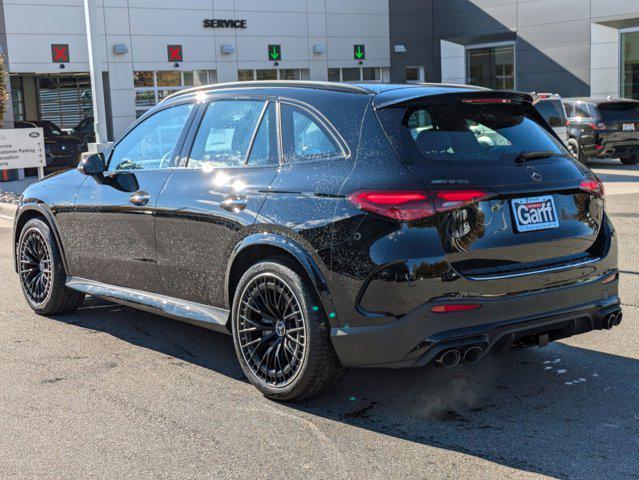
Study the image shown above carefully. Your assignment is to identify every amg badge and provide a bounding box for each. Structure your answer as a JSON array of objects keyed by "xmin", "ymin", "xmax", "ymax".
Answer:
[{"xmin": 511, "ymin": 195, "xmax": 559, "ymax": 232}]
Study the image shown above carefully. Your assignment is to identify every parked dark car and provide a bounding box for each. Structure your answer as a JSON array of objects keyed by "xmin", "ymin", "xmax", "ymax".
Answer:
[
  {"xmin": 564, "ymin": 98, "xmax": 639, "ymax": 165},
  {"xmin": 15, "ymin": 120, "xmax": 85, "ymax": 171},
  {"xmin": 71, "ymin": 116, "xmax": 96, "ymax": 144},
  {"xmin": 13, "ymin": 81, "xmax": 620, "ymax": 401},
  {"xmin": 531, "ymin": 93, "xmax": 568, "ymax": 143}
]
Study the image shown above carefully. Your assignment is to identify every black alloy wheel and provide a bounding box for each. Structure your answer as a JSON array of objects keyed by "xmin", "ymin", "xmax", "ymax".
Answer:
[
  {"xmin": 17, "ymin": 218, "xmax": 85, "ymax": 315},
  {"xmin": 236, "ymin": 272, "xmax": 307, "ymax": 388},
  {"xmin": 19, "ymin": 228, "xmax": 53, "ymax": 305},
  {"xmin": 231, "ymin": 259, "xmax": 346, "ymax": 401}
]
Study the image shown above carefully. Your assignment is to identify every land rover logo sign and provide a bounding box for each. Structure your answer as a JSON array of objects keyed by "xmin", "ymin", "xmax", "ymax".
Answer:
[
  {"xmin": 203, "ymin": 19, "xmax": 247, "ymax": 28},
  {"xmin": 29, "ymin": 132, "xmax": 40, "ymax": 138}
]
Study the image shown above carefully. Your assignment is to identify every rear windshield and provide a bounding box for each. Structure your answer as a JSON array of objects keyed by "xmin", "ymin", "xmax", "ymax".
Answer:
[
  {"xmin": 534, "ymin": 100, "xmax": 566, "ymax": 127},
  {"xmin": 377, "ymin": 101, "xmax": 566, "ymax": 164},
  {"xmin": 597, "ymin": 102, "xmax": 639, "ymax": 122}
]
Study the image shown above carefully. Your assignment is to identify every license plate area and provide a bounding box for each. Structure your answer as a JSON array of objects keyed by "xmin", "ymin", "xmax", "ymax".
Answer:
[
  {"xmin": 511, "ymin": 195, "xmax": 559, "ymax": 232},
  {"xmin": 623, "ymin": 123, "xmax": 636, "ymax": 131}
]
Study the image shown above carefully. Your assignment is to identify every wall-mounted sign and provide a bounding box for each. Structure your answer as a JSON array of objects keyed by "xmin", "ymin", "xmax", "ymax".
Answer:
[
  {"xmin": 354, "ymin": 44, "xmax": 365, "ymax": 60},
  {"xmin": 167, "ymin": 45, "xmax": 183, "ymax": 62},
  {"xmin": 0, "ymin": 128, "xmax": 46, "ymax": 170},
  {"xmin": 203, "ymin": 19, "xmax": 247, "ymax": 28},
  {"xmin": 51, "ymin": 44, "xmax": 69, "ymax": 63},
  {"xmin": 268, "ymin": 44, "xmax": 281, "ymax": 61}
]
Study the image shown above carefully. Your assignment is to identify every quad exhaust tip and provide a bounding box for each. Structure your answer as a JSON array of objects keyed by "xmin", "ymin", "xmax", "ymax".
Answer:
[
  {"xmin": 614, "ymin": 312, "xmax": 623, "ymax": 326},
  {"xmin": 435, "ymin": 349, "xmax": 461, "ymax": 368},
  {"xmin": 604, "ymin": 312, "xmax": 622, "ymax": 330},
  {"xmin": 463, "ymin": 345, "xmax": 484, "ymax": 364}
]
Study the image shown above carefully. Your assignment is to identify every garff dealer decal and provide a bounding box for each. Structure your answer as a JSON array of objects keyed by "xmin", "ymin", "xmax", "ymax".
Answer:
[{"xmin": 511, "ymin": 195, "xmax": 559, "ymax": 232}]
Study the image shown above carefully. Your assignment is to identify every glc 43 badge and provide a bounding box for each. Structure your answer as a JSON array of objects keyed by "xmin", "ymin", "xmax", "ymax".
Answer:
[{"xmin": 511, "ymin": 195, "xmax": 559, "ymax": 232}]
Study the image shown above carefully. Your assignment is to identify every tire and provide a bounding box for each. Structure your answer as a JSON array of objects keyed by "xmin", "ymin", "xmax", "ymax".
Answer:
[
  {"xmin": 568, "ymin": 139, "xmax": 587, "ymax": 163},
  {"xmin": 231, "ymin": 258, "xmax": 347, "ymax": 401},
  {"xmin": 16, "ymin": 218, "xmax": 85, "ymax": 315},
  {"xmin": 620, "ymin": 154, "xmax": 639, "ymax": 165}
]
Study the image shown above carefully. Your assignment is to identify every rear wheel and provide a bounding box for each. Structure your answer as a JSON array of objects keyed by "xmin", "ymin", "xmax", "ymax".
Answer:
[
  {"xmin": 620, "ymin": 154, "xmax": 639, "ymax": 165},
  {"xmin": 567, "ymin": 139, "xmax": 587, "ymax": 163},
  {"xmin": 231, "ymin": 259, "xmax": 346, "ymax": 401},
  {"xmin": 17, "ymin": 218, "xmax": 84, "ymax": 315}
]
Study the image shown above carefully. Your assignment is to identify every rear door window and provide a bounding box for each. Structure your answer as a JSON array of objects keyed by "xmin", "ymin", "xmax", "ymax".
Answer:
[
  {"xmin": 597, "ymin": 102, "xmax": 639, "ymax": 122},
  {"xmin": 188, "ymin": 100, "xmax": 265, "ymax": 168},
  {"xmin": 379, "ymin": 100, "xmax": 566, "ymax": 165},
  {"xmin": 280, "ymin": 103, "xmax": 344, "ymax": 162}
]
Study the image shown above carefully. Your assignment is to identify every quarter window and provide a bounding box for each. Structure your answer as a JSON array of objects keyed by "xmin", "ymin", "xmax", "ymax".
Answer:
[
  {"xmin": 188, "ymin": 100, "xmax": 265, "ymax": 169},
  {"xmin": 108, "ymin": 103, "xmax": 194, "ymax": 171},
  {"xmin": 281, "ymin": 104, "xmax": 342, "ymax": 162}
]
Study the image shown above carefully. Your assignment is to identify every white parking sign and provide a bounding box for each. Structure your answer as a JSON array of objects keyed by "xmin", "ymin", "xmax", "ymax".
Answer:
[{"xmin": 0, "ymin": 128, "xmax": 46, "ymax": 170}]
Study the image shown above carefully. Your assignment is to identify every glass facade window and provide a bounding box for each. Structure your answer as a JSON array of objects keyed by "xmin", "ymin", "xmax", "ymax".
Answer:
[
  {"xmin": 133, "ymin": 70, "xmax": 216, "ymax": 116},
  {"xmin": 327, "ymin": 67, "xmax": 384, "ymax": 83},
  {"xmin": 237, "ymin": 69, "xmax": 310, "ymax": 81},
  {"xmin": 622, "ymin": 30, "xmax": 639, "ymax": 100},
  {"xmin": 466, "ymin": 44, "xmax": 515, "ymax": 90},
  {"xmin": 405, "ymin": 66, "xmax": 425, "ymax": 83}
]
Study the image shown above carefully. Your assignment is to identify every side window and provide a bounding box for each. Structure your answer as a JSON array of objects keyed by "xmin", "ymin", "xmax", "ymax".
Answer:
[
  {"xmin": 188, "ymin": 100, "xmax": 265, "ymax": 168},
  {"xmin": 574, "ymin": 103, "xmax": 592, "ymax": 119},
  {"xmin": 247, "ymin": 103, "xmax": 278, "ymax": 166},
  {"xmin": 280, "ymin": 104, "xmax": 343, "ymax": 163},
  {"xmin": 108, "ymin": 103, "xmax": 193, "ymax": 171}
]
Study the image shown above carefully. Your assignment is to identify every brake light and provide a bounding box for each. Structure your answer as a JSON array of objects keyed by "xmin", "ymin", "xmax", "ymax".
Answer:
[
  {"xmin": 431, "ymin": 304, "xmax": 481, "ymax": 313},
  {"xmin": 579, "ymin": 178, "xmax": 605, "ymax": 197},
  {"xmin": 347, "ymin": 191, "xmax": 435, "ymax": 222},
  {"xmin": 462, "ymin": 98, "xmax": 511, "ymax": 104},
  {"xmin": 347, "ymin": 189, "xmax": 493, "ymax": 222}
]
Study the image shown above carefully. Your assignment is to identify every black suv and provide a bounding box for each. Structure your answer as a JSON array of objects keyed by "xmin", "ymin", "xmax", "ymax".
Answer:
[
  {"xmin": 15, "ymin": 120, "xmax": 85, "ymax": 171},
  {"xmin": 13, "ymin": 82, "xmax": 620, "ymax": 401},
  {"xmin": 564, "ymin": 98, "xmax": 639, "ymax": 165}
]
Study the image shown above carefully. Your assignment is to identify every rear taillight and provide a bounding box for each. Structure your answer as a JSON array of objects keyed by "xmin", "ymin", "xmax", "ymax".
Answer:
[
  {"xmin": 579, "ymin": 178, "xmax": 605, "ymax": 197},
  {"xmin": 347, "ymin": 189, "xmax": 493, "ymax": 222}
]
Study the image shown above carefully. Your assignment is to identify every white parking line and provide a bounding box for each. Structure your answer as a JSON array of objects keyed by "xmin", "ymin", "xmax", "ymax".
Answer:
[{"xmin": 0, "ymin": 214, "xmax": 14, "ymax": 221}]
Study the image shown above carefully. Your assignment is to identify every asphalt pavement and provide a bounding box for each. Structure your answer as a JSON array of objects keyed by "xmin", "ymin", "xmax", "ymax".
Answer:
[{"xmin": 0, "ymin": 163, "xmax": 638, "ymax": 479}]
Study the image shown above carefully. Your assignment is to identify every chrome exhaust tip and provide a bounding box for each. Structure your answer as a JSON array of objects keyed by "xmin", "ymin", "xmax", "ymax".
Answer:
[
  {"xmin": 614, "ymin": 312, "xmax": 623, "ymax": 326},
  {"xmin": 462, "ymin": 345, "xmax": 484, "ymax": 364},
  {"xmin": 436, "ymin": 349, "xmax": 461, "ymax": 368},
  {"xmin": 605, "ymin": 313, "xmax": 616, "ymax": 330}
]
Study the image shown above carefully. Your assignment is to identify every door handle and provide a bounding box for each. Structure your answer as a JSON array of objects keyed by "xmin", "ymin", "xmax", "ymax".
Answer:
[
  {"xmin": 129, "ymin": 190, "xmax": 150, "ymax": 206},
  {"xmin": 221, "ymin": 195, "xmax": 248, "ymax": 212}
]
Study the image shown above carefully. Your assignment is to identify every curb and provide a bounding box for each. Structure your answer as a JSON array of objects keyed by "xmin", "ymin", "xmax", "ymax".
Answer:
[{"xmin": 0, "ymin": 202, "xmax": 17, "ymax": 219}]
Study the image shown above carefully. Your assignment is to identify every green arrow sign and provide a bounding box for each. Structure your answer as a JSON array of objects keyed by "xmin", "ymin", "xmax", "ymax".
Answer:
[
  {"xmin": 354, "ymin": 44, "xmax": 365, "ymax": 60},
  {"xmin": 268, "ymin": 44, "xmax": 281, "ymax": 61}
]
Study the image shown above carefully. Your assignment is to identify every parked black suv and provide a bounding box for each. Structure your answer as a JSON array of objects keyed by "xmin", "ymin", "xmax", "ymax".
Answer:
[
  {"xmin": 13, "ymin": 82, "xmax": 620, "ymax": 401},
  {"xmin": 564, "ymin": 98, "xmax": 639, "ymax": 165},
  {"xmin": 15, "ymin": 120, "xmax": 85, "ymax": 171}
]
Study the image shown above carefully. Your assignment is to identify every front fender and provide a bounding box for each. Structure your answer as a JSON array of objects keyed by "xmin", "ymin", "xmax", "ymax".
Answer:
[
  {"xmin": 13, "ymin": 202, "xmax": 69, "ymax": 274},
  {"xmin": 225, "ymin": 233, "xmax": 338, "ymax": 327}
]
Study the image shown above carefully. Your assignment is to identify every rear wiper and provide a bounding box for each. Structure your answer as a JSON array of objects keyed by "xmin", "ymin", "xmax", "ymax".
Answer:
[{"xmin": 515, "ymin": 150, "xmax": 565, "ymax": 163}]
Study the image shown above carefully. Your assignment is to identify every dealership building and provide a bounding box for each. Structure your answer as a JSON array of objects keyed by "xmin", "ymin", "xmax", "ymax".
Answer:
[{"xmin": 1, "ymin": 0, "xmax": 639, "ymax": 140}]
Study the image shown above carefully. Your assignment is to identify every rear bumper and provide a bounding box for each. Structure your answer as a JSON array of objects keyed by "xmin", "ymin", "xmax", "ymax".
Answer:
[
  {"xmin": 331, "ymin": 271, "xmax": 620, "ymax": 368},
  {"xmin": 582, "ymin": 137, "xmax": 639, "ymax": 158}
]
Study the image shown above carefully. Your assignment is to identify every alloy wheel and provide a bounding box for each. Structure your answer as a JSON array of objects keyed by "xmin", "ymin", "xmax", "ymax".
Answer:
[
  {"xmin": 19, "ymin": 229, "xmax": 53, "ymax": 305},
  {"xmin": 236, "ymin": 273, "xmax": 307, "ymax": 388}
]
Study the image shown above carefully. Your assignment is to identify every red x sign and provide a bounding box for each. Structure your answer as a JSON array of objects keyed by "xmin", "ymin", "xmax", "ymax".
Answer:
[
  {"xmin": 167, "ymin": 45, "xmax": 183, "ymax": 62},
  {"xmin": 51, "ymin": 44, "xmax": 69, "ymax": 63}
]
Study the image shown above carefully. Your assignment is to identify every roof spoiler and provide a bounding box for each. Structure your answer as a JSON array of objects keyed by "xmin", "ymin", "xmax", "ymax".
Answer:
[{"xmin": 373, "ymin": 90, "xmax": 535, "ymax": 110}]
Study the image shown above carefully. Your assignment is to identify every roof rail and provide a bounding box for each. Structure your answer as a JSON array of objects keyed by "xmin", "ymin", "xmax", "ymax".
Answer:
[{"xmin": 162, "ymin": 80, "xmax": 374, "ymax": 103}]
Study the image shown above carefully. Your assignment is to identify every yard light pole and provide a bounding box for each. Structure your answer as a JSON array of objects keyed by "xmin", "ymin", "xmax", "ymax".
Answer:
[{"xmin": 83, "ymin": 0, "xmax": 109, "ymax": 148}]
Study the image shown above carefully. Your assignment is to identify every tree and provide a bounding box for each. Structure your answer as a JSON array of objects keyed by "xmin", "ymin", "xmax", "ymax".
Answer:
[{"xmin": 0, "ymin": 54, "xmax": 8, "ymax": 128}]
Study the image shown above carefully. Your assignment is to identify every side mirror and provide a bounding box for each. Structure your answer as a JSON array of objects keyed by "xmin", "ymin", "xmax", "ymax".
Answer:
[{"xmin": 78, "ymin": 153, "xmax": 105, "ymax": 175}]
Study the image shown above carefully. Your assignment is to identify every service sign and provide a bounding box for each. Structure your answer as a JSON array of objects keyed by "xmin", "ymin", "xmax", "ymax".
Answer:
[{"xmin": 0, "ymin": 128, "xmax": 46, "ymax": 170}]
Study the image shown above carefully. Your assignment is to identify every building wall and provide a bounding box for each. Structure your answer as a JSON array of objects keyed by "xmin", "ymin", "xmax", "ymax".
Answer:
[
  {"xmin": 2, "ymin": 0, "xmax": 391, "ymax": 137},
  {"xmin": 392, "ymin": 0, "xmax": 639, "ymax": 98}
]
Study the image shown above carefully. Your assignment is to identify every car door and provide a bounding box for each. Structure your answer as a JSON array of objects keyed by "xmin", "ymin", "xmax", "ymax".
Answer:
[
  {"xmin": 155, "ymin": 97, "xmax": 279, "ymax": 307},
  {"xmin": 73, "ymin": 101, "xmax": 196, "ymax": 293}
]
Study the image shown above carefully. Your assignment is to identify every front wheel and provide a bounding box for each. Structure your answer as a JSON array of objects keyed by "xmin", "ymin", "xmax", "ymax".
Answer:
[
  {"xmin": 620, "ymin": 154, "xmax": 639, "ymax": 165},
  {"xmin": 17, "ymin": 218, "xmax": 85, "ymax": 315},
  {"xmin": 231, "ymin": 259, "xmax": 347, "ymax": 401}
]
